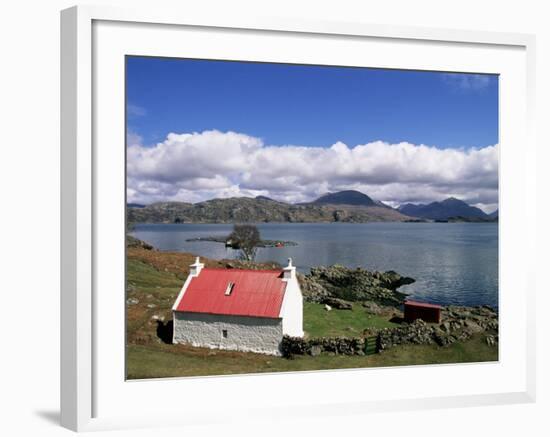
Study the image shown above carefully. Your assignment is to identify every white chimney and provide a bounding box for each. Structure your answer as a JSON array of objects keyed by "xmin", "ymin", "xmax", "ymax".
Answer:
[
  {"xmin": 189, "ymin": 256, "xmax": 204, "ymax": 277},
  {"xmin": 283, "ymin": 257, "xmax": 296, "ymax": 280}
]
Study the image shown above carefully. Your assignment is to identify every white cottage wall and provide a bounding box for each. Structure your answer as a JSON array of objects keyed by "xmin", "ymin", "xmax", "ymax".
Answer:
[
  {"xmin": 280, "ymin": 276, "xmax": 304, "ymax": 337},
  {"xmin": 173, "ymin": 312, "xmax": 283, "ymax": 355}
]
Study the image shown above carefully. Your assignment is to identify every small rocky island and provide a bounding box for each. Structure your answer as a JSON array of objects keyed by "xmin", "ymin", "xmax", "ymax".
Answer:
[{"xmin": 186, "ymin": 235, "xmax": 298, "ymax": 248}]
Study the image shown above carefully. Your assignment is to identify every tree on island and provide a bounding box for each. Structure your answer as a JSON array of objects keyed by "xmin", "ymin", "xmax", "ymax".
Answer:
[{"xmin": 228, "ymin": 224, "xmax": 260, "ymax": 261}]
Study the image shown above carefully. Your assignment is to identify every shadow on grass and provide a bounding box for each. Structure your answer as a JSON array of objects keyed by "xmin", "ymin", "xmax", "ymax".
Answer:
[{"xmin": 156, "ymin": 319, "xmax": 173, "ymax": 344}]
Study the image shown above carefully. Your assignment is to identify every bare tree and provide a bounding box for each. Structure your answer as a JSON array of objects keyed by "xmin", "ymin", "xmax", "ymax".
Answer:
[{"xmin": 228, "ymin": 224, "xmax": 261, "ymax": 261}]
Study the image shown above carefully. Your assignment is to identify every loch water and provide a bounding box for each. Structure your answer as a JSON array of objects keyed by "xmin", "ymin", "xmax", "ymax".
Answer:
[{"xmin": 131, "ymin": 222, "xmax": 498, "ymax": 308}]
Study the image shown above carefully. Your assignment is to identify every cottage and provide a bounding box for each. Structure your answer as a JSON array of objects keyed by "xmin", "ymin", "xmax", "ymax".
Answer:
[{"xmin": 172, "ymin": 257, "xmax": 304, "ymax": 355}]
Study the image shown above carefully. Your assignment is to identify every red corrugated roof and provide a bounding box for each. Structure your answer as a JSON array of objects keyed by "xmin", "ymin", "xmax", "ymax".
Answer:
[
  {"xmin": 404, "ymin": 300, "xmax": 442, "ymax": 309},
  {"xmin": 176, "ymin": 268, "xmax": 287, "ymax": 318}
]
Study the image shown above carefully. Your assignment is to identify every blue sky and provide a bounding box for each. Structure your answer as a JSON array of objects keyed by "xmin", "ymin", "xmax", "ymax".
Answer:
[
  {"xmin": 126, "ymin": 56, "xmax": 498, "ymax": 149},
  {"xmin": 126, "ymin": 56, "xmax": 499, "ymax": 212}
]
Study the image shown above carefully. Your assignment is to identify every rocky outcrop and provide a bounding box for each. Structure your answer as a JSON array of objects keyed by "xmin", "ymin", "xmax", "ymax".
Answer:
[
  {"xmin": 441, "ymin": 305, "xmax": 498, "ymax": 330},
  {"xmin": 372, "ymin": 270, "xmax": 415, "ymax": 290},
  {"xmin": 378, "ymin": 305, "xmax": 499, "ymax": 351},
  {"xmin": 126, "ymin": 235, "xmax": 154, "ymax": 250},
  {"xmin": 299, "ymin": 265, "xmax": 413, "ymax": 306}
]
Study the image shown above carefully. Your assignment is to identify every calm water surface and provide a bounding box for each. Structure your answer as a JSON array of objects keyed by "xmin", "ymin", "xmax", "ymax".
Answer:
[{"xmin": 131, "ymin": 222, "xmax": 498, "ymax": 308}]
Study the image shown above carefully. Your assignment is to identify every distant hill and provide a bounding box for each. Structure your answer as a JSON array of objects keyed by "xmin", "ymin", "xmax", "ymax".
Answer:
[
  {"xmin": 398, "ymin": 197, "xmax": 489, "ymax": 221},
  {"xmin": 254, "ymin": 195, "xmax": 279, "ymax": 202},
  {"xmin": 127, "ymin": 191, "xmax": 412, "ymax": 224},
  {"xmin": 398, "ymin": 203, "xmax": 424, "ymax": 217},
  {"xmin": 489, "ymin": 209, "xmax": 499, "ymax": 219},
  {"xmin": 311, "ymin": 190, "xmax": 376, "ymax": 207},
  {"xmin": 127, "ymin": 203, "xmax": 146, "ymax": 208}
]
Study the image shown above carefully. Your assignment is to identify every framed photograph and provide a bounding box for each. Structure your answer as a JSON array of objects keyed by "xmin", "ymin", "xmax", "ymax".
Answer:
[{"xmin": 61, "ymin": 5, "xmax": 536, "ymax": 432}]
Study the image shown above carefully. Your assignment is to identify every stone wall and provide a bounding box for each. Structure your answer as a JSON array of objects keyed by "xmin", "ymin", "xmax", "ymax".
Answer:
[
  {"xmin": 281, "ymin": 335, "xmax": 365, "ymax": 358},
  {"xmin": 378, "ymin": 319, "xmax": 439, "ymax": 349}
]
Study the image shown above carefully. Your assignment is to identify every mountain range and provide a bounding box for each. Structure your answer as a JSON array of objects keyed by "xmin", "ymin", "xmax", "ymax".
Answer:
[
  {"xmin": 127, "ymin": 191, "xmax": 497, "ymax": 224},
  {"xmin": 398, "ymin": 197, "xmax": 492, "ymax": 221}
]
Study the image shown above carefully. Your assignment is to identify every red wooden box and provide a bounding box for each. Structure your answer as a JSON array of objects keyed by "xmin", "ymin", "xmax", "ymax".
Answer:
[{"xmin": 404, "ymin": 300, "xmax": 442, "ymax": 323}]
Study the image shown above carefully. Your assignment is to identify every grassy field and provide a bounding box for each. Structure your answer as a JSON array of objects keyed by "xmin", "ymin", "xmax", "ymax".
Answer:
[
  {"xmin": 303, "ymin": 302, "xmax": 398, "ymax": 337},
  {"xmin": 126, "ymin": 248, "xmax": 498, "ymax": 379},
  {"xmin": 127, "ymin": 334, "xmax": 497, "ymax": 379}
]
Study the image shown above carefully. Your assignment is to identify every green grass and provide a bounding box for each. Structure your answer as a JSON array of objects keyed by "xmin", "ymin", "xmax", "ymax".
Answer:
[
  {"xmin": 127, "ymin": 259, "xmax": 182, "ymax": 292},
  {"xmin": 303, "ymin": 302, "xmax": 398, "ymax": 337},
  {"xmin": 126, "ymin": 259, "xmax": 182, "ymax": 341},
  {"xmin": 126, "ymin": 252, "xmax": 498, "ymax": 379},
  {"xmin": 127, "ymin": 334, "xmax": 497, "ymax": 379}
]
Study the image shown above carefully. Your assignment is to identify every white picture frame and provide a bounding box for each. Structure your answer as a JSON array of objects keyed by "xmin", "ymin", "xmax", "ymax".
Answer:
[{"xmin": 60, "ymin": 5, "xmax": 536, "ymax": 432}]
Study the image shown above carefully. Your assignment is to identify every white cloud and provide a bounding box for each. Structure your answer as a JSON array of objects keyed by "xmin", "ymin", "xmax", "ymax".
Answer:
[
  {"xmin": 127, "ymin": 130, "xmax": 498, "ymax": 210},
  {"xmin": 127, "ymin": 103, "xmax": 147, "ymax": 118},
  {"xmin": 126, "ymin": 129, "xmax": 143, "ymax": 147},
  {"xmin": 442, "ymin": 73, "xmax": 493, "ymax": 91}
]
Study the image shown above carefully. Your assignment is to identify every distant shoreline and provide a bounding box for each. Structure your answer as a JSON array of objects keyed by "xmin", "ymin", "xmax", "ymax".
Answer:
[
  {"xmin": 185, "ymin": 235, "xmax": 298, "ymax": 248},
  {"xmin": 130, "ymin": 220, "xmax": 498, "ymax": 226}
]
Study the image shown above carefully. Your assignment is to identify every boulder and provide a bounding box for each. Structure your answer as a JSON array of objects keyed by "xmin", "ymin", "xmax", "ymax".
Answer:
[
  {"xmin": 309, "ymin": 345, "xmax": 322, "ymax": 356},
  {"xmin": 463, "ymin": 320, "xmax": 484, "ymax": 334},
  {"xmin": 434, "ymin": 333, "xmax": 457, "ymax": 346},
  {"xmin": 322, "ymin": 297, "xmax": 353, "ymax": 310},
  {"xmin": 373, "ymin": 270, "xmax": 415, "ymax": 290},
  {"xmin": 361, "ymin": 301, "xmax": 383, "ymax": 315}
]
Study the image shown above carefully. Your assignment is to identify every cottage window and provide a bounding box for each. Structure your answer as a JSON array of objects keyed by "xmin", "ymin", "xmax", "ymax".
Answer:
[
  {"xmin": 225, "ymin": 282, "xmax": 235, "ymax": 296},
  {"xmin": 222, "ymin": 329, "xmax": 228, "ymax": 339}
]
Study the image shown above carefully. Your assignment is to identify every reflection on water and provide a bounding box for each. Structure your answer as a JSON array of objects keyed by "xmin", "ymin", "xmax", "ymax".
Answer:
[{"xmin": 131, "ymin": 222, "xmax": 498, "ymax": 308}]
